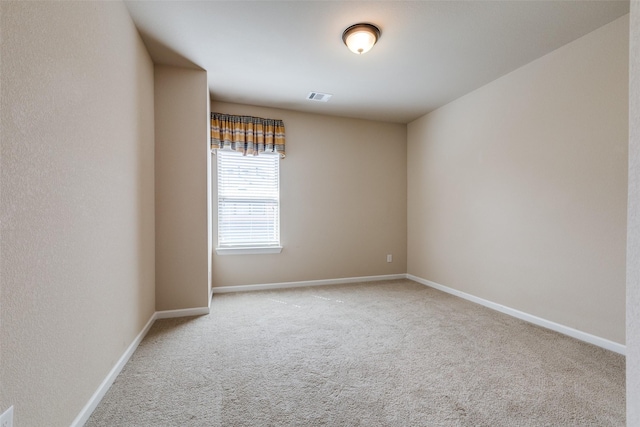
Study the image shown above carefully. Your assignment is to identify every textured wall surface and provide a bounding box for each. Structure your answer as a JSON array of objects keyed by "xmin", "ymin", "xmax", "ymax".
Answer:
[
  {"xmin": 628, "ymin": 1, "xmax": 640, "ymax": 424},
  {"xmin": 0, "ymin": 2, "xmax": 155, "ymax": 425},
  {"xmin": 155, "ymin": 66, "xmax": 211, "ymax": 310},
  {"xmin": 210, "ymin": 102, "xmax": 407, "ymax": 287},
  {"xmin": 407, "ymin": 16, "xmax": 629, "ymax": 344}
]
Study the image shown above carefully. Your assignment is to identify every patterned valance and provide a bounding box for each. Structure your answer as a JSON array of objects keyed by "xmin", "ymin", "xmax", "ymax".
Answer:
[{"xmin": 211, "ymin": 113, "xmax": 285, "ymax": 158}]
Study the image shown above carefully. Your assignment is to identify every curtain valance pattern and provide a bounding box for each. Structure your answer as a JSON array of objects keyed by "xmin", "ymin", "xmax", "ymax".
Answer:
[{"xmin": 211, "ymin": 113, "xmax": 286, "ymax": 158}]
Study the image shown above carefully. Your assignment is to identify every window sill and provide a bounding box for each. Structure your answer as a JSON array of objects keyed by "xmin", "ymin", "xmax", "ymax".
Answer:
[{"xmin": 216, "ymin": 246, "xmax": 283, "ymax": 255}]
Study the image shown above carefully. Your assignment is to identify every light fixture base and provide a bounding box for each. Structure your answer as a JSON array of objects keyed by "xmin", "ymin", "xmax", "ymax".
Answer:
[{"xmin": 342, "ymin": 23, "xmax": 381, "ymax": 55}]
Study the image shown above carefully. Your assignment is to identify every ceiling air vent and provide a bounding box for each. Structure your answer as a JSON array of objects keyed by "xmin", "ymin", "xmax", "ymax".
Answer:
[{"xmin": 307, "ymin": 92, "xmax": 332, "ymax": 102}]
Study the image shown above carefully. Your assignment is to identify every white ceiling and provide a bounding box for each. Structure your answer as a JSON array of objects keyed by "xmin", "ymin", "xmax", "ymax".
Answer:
[{"xmin": 125, "ymin": 1, "xmax": 629, "ymax": 124}]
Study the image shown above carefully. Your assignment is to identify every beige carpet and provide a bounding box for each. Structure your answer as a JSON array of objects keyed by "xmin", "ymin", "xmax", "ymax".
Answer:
[{"xmin": 86, "ymin": 279, "xmax": 625, "ymax": 426}]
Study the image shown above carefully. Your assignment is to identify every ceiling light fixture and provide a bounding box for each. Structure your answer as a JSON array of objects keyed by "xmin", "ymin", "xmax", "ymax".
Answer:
[{"xmin": 342, "ymin": 23, "xmax": 380, "ymax": 55}]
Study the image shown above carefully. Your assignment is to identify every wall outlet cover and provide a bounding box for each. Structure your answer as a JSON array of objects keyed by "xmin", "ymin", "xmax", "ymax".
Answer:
[{"xmin": 0, "ymin": 406, "xmax": 13, "ymax": 427}]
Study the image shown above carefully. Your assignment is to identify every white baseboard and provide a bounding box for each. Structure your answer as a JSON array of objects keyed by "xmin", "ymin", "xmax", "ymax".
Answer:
[
  {"xmin": 73, "ymin": 275, "xmax": 406, "ymax": 424},
  {"xmin": 72, "ymin": 303, "xmax": 210, "ymax": 425},
  {"xmin": 74, "ymin": 272, "xmax": 624, "ymax": 425},
  {"xmin": 211, "ymin": 274, "xmax": 407, "ymax": 294},
  {"xmin": 407, "ymin": 274, "xmax": 626, "ymax": 355},
  {"xmin": 71, "ymin": 275, "xmax": 400, "ymax": 424},
  {"xmin": 70, "ymin": 311, "xmax": 158, "ymax": 427},
  {"xmin": 155, "ymin": 305, "xmax": 210, "ymax": 320}
]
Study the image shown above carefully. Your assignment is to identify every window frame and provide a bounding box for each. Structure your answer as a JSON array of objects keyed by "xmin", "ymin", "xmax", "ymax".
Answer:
[{"xmin": 215, "ymin": 149, "xmax": 282, "ymax": 256}]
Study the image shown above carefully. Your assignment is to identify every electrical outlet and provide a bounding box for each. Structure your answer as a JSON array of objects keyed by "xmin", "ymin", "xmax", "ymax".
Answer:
[
  {"xmin": 0, "ymin": 406, "xmax": 13, "ymax": 427},
  {"xmin": 386, "ymin": 254, "xmax": 392, "ymax": 263}
]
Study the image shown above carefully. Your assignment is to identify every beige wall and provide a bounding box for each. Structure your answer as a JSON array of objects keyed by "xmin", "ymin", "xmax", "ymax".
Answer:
[
  {"xmin": 628, "ymin": 1, "xmax": 640, "ymax": 423},
  {"xmin": 211, "ymin": 102, "xmax": 407, "ymax": 287},
  {"xmin": 0, "ymin": 2, "xmax": 155, "ymax": 426},
  {"xmin": 155, "ymin": 66, "xmax": 211, "ymax": 310},
  {"xmin": 408, "ymin": 16, "xmax": 629, "ymax": 344}
]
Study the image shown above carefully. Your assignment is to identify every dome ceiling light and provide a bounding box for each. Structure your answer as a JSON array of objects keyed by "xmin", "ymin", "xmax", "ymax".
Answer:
[{"xmin": 342, "ymin": 23, "xmax": 381, "ymax": 55}]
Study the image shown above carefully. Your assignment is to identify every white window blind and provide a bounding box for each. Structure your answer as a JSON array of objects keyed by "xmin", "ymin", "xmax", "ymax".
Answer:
[{"xmin": 217, "ymin": 150, "xmax": 280, "ymax": 248}]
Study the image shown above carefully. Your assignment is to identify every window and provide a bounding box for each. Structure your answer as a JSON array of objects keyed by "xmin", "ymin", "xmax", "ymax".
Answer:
[{"xmin": 216, "ymin": 150, "xmax": 281, "ymax": 255}]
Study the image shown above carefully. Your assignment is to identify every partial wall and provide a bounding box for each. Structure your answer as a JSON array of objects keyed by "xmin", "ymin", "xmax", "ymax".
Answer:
[
  {"xmin": 210, "ymin": 102, "xmax": 407, "ymax": 287},
  {"xmin": 408, "ymin": 16, "xmax": 629, "ymax": 344},
  {"xmin": 627, "ymin": 1, "xmax": 640, "ymax": 424},
  {"xmin": 155, "ymin": 66, "xmax": 211, "ymax": 310},
  {"xmin": 0, "ymin": 2, "xmax": 155, "ymax": 425}
]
